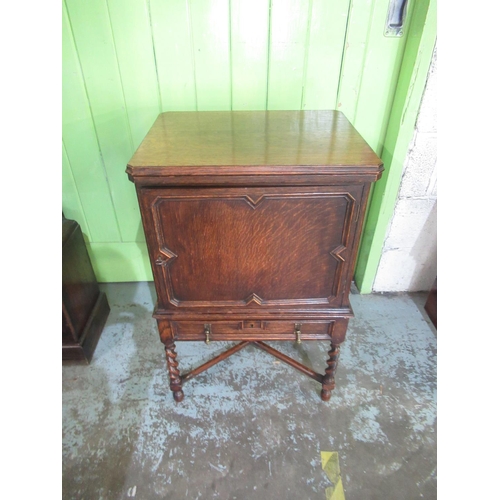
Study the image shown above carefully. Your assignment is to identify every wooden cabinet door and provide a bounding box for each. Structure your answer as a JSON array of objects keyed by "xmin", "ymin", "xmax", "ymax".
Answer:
[{"xmin": 140, "ymin": 186, "xmax": 363, "ymax": 309}]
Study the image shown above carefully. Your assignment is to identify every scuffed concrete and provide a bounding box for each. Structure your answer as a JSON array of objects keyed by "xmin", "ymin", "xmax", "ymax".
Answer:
[{"xmin": 63, "ymin": 283, "xmax": 436, "ymax": 500}]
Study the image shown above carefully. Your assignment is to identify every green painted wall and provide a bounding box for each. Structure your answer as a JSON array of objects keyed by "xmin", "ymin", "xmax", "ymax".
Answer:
[
  {"xmin": 62, "ymin": 0, "xmax": 421, "ymax": 284},
  {"xmin": 355, "ymin": 0, "xmax": 436, "ymax": 292}
]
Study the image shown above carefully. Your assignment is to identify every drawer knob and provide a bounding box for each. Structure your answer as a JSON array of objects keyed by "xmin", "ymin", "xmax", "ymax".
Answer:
[
  {"xmin": 204, "ymin": 324, "xmax": 212, "ymax": 344},
  {"xmin": 294, "ymin": 323, "xmax": 302, "ymax": 344}
]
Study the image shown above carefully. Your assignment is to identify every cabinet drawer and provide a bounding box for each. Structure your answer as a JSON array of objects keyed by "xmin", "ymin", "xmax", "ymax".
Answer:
[{"xmin": 171, "ymin": 320, "xmax": 333, "ymax": 341}]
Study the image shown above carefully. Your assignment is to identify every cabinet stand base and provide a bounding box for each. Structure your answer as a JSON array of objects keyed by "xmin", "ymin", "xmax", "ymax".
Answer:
[{"xmin": 164, "ymin": 340, "xmax": 341, "ymax": 402}]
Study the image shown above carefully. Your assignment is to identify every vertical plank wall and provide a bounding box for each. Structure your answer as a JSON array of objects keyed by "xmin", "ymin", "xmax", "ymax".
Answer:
[{"xmin": 62, "ymin": 0, "xmax": 412, "ymax": 282}]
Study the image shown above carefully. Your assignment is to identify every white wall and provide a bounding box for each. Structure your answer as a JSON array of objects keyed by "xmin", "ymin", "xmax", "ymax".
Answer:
[{"xmin": 373, "ymin": 45, "xmax": 437, "ymax": 292}]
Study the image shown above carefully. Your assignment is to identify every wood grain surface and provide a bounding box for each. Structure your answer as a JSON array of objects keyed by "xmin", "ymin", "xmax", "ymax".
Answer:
[
  {"xmin": 127, "ymin": 110, "xmax": 383, "ymax": 175},
  {"xmin": 141, "ymin": 186, "xmax": 362, "ymax": 309},
  {"xmin": 127, "ymin": 110, "xmax": 382, "ymax": 400}
]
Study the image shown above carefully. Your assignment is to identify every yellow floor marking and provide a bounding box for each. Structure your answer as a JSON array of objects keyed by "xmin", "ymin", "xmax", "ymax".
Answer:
[
  {"xmin": 321, "ymin": 451, "xmax": 346, "ymax": 500},
  {"xmin": 321, "ymin": 451, "xmax": 335, "ymax": 469}
]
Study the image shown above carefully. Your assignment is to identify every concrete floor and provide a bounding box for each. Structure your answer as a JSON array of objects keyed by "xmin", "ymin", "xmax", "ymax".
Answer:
[{"xmin": 62, "ymin": 283, "xmax": 437, "ymax": 500}]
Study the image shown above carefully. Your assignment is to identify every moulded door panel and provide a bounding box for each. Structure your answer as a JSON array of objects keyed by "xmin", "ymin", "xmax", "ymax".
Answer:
[{"xmin": 139, "ymin": 186, "xmax": 363, "ymax": 309}]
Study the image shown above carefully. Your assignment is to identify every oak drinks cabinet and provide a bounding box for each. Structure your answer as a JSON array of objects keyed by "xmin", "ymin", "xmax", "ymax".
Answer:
[{"xmin": 126, "ymin": 111, "xmax": 383, "ymax": 402}]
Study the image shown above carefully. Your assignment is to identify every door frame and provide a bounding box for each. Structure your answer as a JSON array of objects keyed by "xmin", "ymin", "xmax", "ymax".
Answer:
[{"xmin": 354, "ymin": 0, "xmax": 437, "ymax": 293}]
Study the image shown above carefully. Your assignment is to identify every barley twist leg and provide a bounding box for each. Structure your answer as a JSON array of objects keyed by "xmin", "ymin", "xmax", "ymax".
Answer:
[
  {"xmin": 165, "ymin": 341, "xmax": 184, "ymax": 402},
  {"xmin": 321, "ymin": 342, "xmax": 340, "ymax": 401}
]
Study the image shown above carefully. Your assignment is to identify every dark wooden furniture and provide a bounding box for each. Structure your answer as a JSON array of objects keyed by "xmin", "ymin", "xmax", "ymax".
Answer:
[
  {"xmin": 62, "ymin": 216, "xmax": 110, "ymax": 363},
  {"xmin": 425, "ymin": 278, "xmax": 437, "ymax": 328},
  {"xmin": 127, "ymin": 110, "xmax": 383, "ymax": 401}
]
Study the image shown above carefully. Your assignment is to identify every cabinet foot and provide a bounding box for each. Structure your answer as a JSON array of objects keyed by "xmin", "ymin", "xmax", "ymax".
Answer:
[
  {"xmin": 321, "ymin": 388, "xmax": 332, "ymax": 401},
  {"xmin": 173, "ymin": 390, "xmax": 184, "ymax": 402}
]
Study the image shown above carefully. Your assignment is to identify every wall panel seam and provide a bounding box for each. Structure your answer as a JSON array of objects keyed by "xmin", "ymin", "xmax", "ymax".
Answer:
[
  {"xmin": 104, "ymin": 0, "xmax": 135, "ymax": 158},
  {"xmin": 300, "ymin": 0, "xmax": 314, "ymax": 109},
  {"xmin": 62, "ymin": 139, "xmax": 93, "ymax": 241},
  {"xmin": 146, "ymin": 0, "xmax": 164, "ymax": 113},
  {"xmin": 264, "ymin": 0, "xmax": 272, "ymax": 111},
  {"xmin": 335, "ymin": 0, "xmax": 353, "ymax": 110},
  {"xmin": 186, "ymin": 0, "xmax": 199, "ymax": 111},
  {"xmin": 352, "ymin": 0, "xmax": 376, "ymax": 124},
  {"xmin": 64, "ymin": 0, "xmax": 122, "ymax": 241},
  {"xmin": 228, "ymin": 0, "xmax": 234, "ymax": 110}
]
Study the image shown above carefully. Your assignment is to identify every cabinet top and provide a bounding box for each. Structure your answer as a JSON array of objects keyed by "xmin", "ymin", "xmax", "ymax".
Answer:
[{"xmin": 126, "ymin": 110, "xmax": 382, "ymax": 182}]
